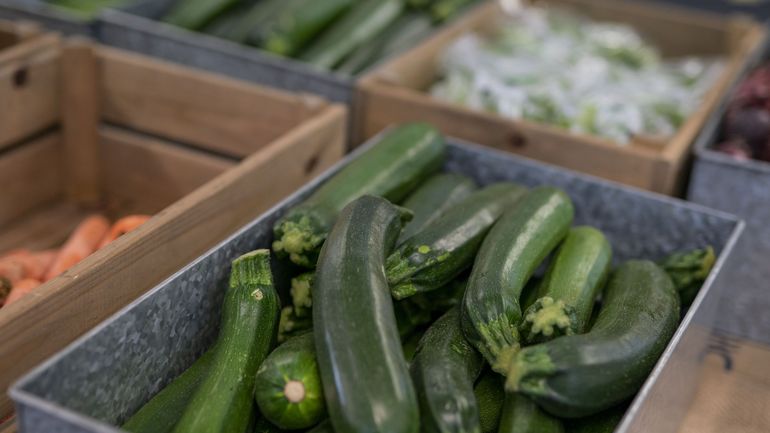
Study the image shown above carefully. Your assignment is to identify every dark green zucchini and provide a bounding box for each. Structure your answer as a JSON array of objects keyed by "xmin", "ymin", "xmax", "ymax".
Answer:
[
  {"xmin": 411, "ymin": 307, "xmax": 483, "ymax": 433},
  {"xmin": 313, "ymin": 195, "xmax": 418, "ymax": 433},
  {"xmin": 401, "ymin": 331, "xmax": 423, "ymax": 364},
  {"xmin": 207, "ymin": 0, "xmax": 289, "ymax": 42},
  {"xmin": 307, "ymin": 419, "xmax": 334, "ymax": 433},
  {"xmin": 299, "ymin": 0, "xmax": 404, "ymax": 69},
  {"xmin": 409, "ymin": 278, "xmax": 467, "ymax": 316},
  {"xmin": 506, "ymin": 261, "xmax": 681, "ymax": 418},
  {"xmin": 254, "ymin": 332, "xmax": 325, "ymax": 430},
  {"xmin": 163, "ymin": 0, "xmax": 240, "ymax": 30},
  {"xmin": 498, "ymin": 394, "xmax": 564, "ymax": 433},
  {"xmin": 398, "ymin": 173, "xmax": 477, "ymax": 244},
  {"xmin": 387, "ymin": 183, "xmax": 528, "ymax": 300},
  {"xmin": 122, "ymin": 349, "xmax": 214, "ymax": 433},
  {"xmin": 258, "ymin": 0, "xmax": 354, "ymax": 56},
  {"xmin": 431, "ymin": 0, "xmax": 478, "ymax": 22},
  {"xmin": 461, "ymin": 187, "xmax": 574, "ymax": 369},
  {"xmin": 565, "ymin": 405, "xmax": 626, "ymax": 433},
  {"xmin": 519, "ymin": 226, "xmax": 611, "ymax": 344},
  {"xmin": 659, "ymin": 246, "xmax": 715, "ymax": 307},
  {"xmin": 519, "ymin": 277, "xmax": 542, "ymax": 312},
  {"xmin": 272, "ymin": 123, "xmax": 444, "ymax": 268},
  {"xmin": 172, "ymin": 250, "xmax": 280, "ymax": 433},
  {"xmin": 473, "ymin": 370, "xmax": 504, "ymax": 433},
  {"xmin": 252, "ymin": 417, "xmax": 283, "ymax": 433}
]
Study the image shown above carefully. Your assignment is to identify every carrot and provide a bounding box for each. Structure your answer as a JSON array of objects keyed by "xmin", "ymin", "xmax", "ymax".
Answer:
[
  {"xmin": 4, "ymin": 278, "xmax": 42, "ymax": 306},
  {"xmin": 98, "ymin": 215, "xmax": 151, "ymax": 249},
  {"xmin": 45, "ymin": 214, "xmax": 110, "ymax": 281},
  {"xmin": 0, "ymin": 250, "xmax": 32, "ymax": 284}
]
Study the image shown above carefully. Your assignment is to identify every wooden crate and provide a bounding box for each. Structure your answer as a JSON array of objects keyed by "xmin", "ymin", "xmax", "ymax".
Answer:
[
  {"xmin": 357, "ymin": 0, "xmax": 766, "ymax": 195},
  {"xmin": 0, "ymin": 35, "xmax": 346, "ymax": 424}
]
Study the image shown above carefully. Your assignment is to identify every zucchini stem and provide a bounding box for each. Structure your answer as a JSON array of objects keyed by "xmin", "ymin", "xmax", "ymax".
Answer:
[
  {"xmin": 230, "ymin": 249, "xmax": 273, "ymax": 288},
  {"xmin": 504, "ymin": 346, "xmax": 557, "ymax": 395},
  {"xmin": 519, "ymin": 297, "xmax": 578, "ymax": 344},
  {"xmin": 284, "ymin": 380, "xmax": 306, "ymax": 403}
]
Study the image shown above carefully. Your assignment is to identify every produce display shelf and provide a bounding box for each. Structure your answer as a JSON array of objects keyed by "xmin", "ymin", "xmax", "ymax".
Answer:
[{"xmin": 10, "ymin": 135, "xmax": 743, "ymax": 433}]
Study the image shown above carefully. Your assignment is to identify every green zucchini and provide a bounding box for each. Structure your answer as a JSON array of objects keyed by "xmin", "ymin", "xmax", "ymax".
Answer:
[
  {"xmin": 401, "ymin": 331, "xmax": 423, "ymax": 364},
  {"xmin": 252, "ymin": 417, "xmax": 283, "ymax": 433},
  {"xmin": 172, "ymin": 250, "xmax": 280, "ymax": 433},
  {"xmin": 122, "ymin": 349, "xmax": 215, "ymax": 433},
  {"xmin": 430, "ymin": 0, "xmax": 478, "ymax": 22},
  {"xmin": 409, "ymin": 278, "xmax": 467, "ymax": 316},
  {"xmin": 258, "ymin": 0, "xmax": 354, "ymax": 56},
  {"xmin": 254, "ymin": 332, "xmax": 325, "ymax": 430},
  {"xmin": 461, "ymin": 187, "xmax": 574, "ymax": 369},
  {"xmin": 473, "ymin": 370, "xmax": 504, "ymax": 433},
  {"xmin": 411, "ymin": 307, "xmax": 483, "ymax": 433},
  {"xmin": 506, "ymin": 261, "xmax": 681, "ymax": 418},
  {"xmin": 660, "ymin": 246, "xmax": 715, "ymax": 307},
  {"xmin": 565, "ymin": 405, "xmax": 626, "ymax": 433},
  {"xmin": 313, "ymin": 195, "xmax": 418, "ymax": 433},
  {"xmin": 307, "ymin": 419, "xmax": 334, "ymax": 433},
  {"xmin": 336, "ymin": 12, "xmax": 434, "ymax": 75},
  {"xmin": 398, "ymin": 173, "xmax": 477, "ymax": 244},
  {"xmin": 387, "ymin": 183, "xmax": 528, "ymax": 300},
  {"xmin": 299, "ymin": 0, "xmax": 404, "ymax": 70},
  {"xmin": 519, "ymin": 226, "xmax": 611, "ymax": 344},
  {"xmin": 207, "ymin": 0, "xmax": 289, "ymax": 43},
  {"xmin": 272, "ymin": 123, "xmax": 445, "ymax": 268},
  {"xmin": 498, "ymin": 394, "xmax": 564, "ymax": 433},
  {"xmin": 163, "ymin": 0, "xmax": 240, "ymax": 30},
  {"xmin": 519, "ymin": 277, "xmax": 542, "ymax": 312}
]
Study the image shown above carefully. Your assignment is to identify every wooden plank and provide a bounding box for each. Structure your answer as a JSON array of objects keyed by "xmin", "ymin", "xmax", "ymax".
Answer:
[
  {"xmin": 61, "ymin": 39, "xmax": 100, "ymax": 205},
  {"xmin": 0, "ymin": 36, "xmax": 60, "ymax": 150},
  {"xmin": 100, "ymin": 126, "xmax": 236, "ymax": 215},
  {"xmin": 0, "ymin": 103, "xmax": 347, "ymax": 418},
  {"xmin": 0, "ymin": 201, "xmax": 91, "ymax": 256},
  {"xmin": 97, "ymin": 46, "xmax": 327, "ymax": 158},
  {"xmin": 0, "ymin": 20, "xmax": 39, "ymax": 49},
  {"xmin": 0, "ymin": 133, "xmax": 63, "ymax": 230}
]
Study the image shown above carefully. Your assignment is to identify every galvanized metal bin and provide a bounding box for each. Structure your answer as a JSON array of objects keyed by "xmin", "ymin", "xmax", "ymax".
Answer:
[
  {"xmin": 11, "ymin": 137, "xmax": 743, "ymax": 433},
  {"xmin": 688, "ymin": 35, "xmax": 770, "ymax": 346}
]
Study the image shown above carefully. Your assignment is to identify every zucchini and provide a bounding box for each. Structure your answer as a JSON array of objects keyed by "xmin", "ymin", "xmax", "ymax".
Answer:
[
  {"xmin": 299, "ymin": 0, "xmax": 405, "ymax": 70},
  {"xmin": 505, "ymin": 261, "xmax": 681, "ymax": 418},
  {"xmin": 122, "ymin": 349, "xmax": 215, "ymax": 433},
  {"xmin": 208, "ymin": 0, "xmax": 289, "ymax": 43},
  {"xmin": 498, "ymin": 394, "xmax": 564, "ymax": 433},
  {"xmin": 254, "ymin": 332, "xmax": 325, "ymax": 430},
  {"xmin": 258, "ymin": 0, "xmax": 354, "ymax": 56},
  {"xmin": 401, "ymin": 331, "xmax": 423, "ymax": 364},
  {"xmin": 411, "ymin": 306, "xmax": 483, "ymax": 433},
  {"xmin": 164, "ymin": 0, "xmax": 240, "ymax": 30},
  {"xmin": 519, "ymin": 277, "xmax": 542, "ymax": 312},
  {"xmin": 278, "ymin": 305, "xmax": 312, "ymax": 343},
  {"xmin": 519, "ymin": 226, "xmax": 611, "ymax": 344},
  {"xmin": 387, "ymin": 183, "xmax": 528, "ymax": 300},
  {"xmin": 173, "ymin": 250, "xmax": 280, "ymax": 433},
  {"xmin": 398, "ymin": 173, "xmax": 477, "ymax": 244},
  {"xmin": 336, "ymin": 12, "xmax": 434, "ymax": 75},
  {"xmin": 474, "ymin": 370, "xmax": 504, "ymax": 433},
  {"xmin": 430, "ymin": 0, "xmax": 478, "ymax": 22},
  {"xmin": 565, "ymin": 405, "xmax": 626, "ymax": 433},
  {"xmin": 308, "ymin": 419, "xmax": 334, "ymax": 433},
  {"xmin": 272, "ymin": 123, "xmax": 445, "ymax": 268},
  {"xmin": 252, "ymin": 417, "xmax": 283, "ymax": 433},
  {"xmin": 461, "ymin": 187, "xmax": 574, "ymax": 369},
  {"xmin": 313, "ymin": 195, "xmax": 418, "ymax": 433},
  {"xmin": 659, "ymin": 246, "xmax": 715, "ymax": 307}
]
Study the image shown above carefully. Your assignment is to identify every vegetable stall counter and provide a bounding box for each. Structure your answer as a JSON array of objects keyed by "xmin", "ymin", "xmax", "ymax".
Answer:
[
  {"xmin": 0, "ymin": 30, "xmax": 346, "ymax": 427},
  {"xmin": 9, "ymin": 128, "xmax": 742, "ymax": 433},
  {"xmin": 358, "ymin": 0, "xmax": 765, "ymax": 195}
]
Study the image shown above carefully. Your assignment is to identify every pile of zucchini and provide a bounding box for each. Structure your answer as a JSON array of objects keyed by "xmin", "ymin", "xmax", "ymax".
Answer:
[
  {"xmin": 161, "ymin": 0, "xmax": 481, "ymax": 75},
  {"xmin": 122, "ymin": 123, "xmax": 714, "ymax": 433}
]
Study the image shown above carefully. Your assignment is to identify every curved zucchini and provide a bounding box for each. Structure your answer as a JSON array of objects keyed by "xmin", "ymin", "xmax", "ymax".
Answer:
[
  {"xmin": 461, "ymin": 187, "xmax": 574, "ymax": 369},
  {"xmin": 387, "ymin": 183, "xmax": 528, "ymax": 300},
  {"xmin": 172, "ymin": 250, "xmax": 280, "ymax": 433},
  {"xmin": 254, "ymin": 332, "xmax": 325, "ymax": 430},
  {"xmin": 498, "ymin": 394, "xmax": 564, "ymax": 433},
  {"xmin": 506, "ymin": 261, "xmax": 681, "ymax": 418},
  {"xmin": 474, "ymin": 370, "xmax": 504, "ymax": 433},
  {"xmin": 299, "ymin": 0, "xmax": 404, "ymax": 69},
  {"xmin": 259, "ymin": 0, "xmax": 353, "ymax": 56},
  {"xmin": 410, "ymin": 307, "xmax": 483, "ymax": 433},
  {"xmin": 272, "ymin": 123, "xmax": 445, "ymax": 267},
  {"xmin": 164, "ymin": 0, "xmax": 239, "ymax": 30},
  {"xmin": 313, "ymin": 195, "xmax": 418, "ymax": 433},
  {"xmin": 122, "ymin": 349, "xmax": 214, "ymax": 433},
  {"xmin": 398, "ymin": 173, "xmax": 477, "ymax": 244},
  {"xmin": 208, "ymin": 0, "xmax": 288, "ymax": 42},
  {"xmin": 519, "ymin": 226, "xmax": 611, "ymax": 344}
]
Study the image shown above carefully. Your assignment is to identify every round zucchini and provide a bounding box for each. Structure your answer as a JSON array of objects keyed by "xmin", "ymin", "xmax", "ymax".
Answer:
[
  {"xmin": 410, "ymin": 307, "xmax": 483, "ymax": 433},
  {"xmin": 498, "ymin": 394, "xmax": 564, "ymax": 433},
  {"xmin": 273, "ymin": 123, "xmax": 444, "ymax": 267},
  {"xmin": 172, "ymin": 250, "xmax": 280, "ymax": 433},
  {"xmin": 519, "ymin": 226, "xmax": 611, "ymax": 344},
  {"xmin": 398, "ymin": 172, "xmax": 477, "ymax": 244},
  {"xmin": 313, "ymin": 195, "xmax": 418, "ymax": 433},
  {"xmin": 387, "ymin": 183, "xmax": 528, "ymax": 300},
  {"xmin": 506, "ymin": 261, "xmax": 681, "ymax": 418},
  {"xmin": 254, "ymin": 332, "xmax": 325, "ymax": 430},
  {"xmin": 461, "ymin": 187, "xmax": 574, "ymax": 369},
  {"xmin": 473, "ymin": 370, "xmax": 504, "ymax": 433}
]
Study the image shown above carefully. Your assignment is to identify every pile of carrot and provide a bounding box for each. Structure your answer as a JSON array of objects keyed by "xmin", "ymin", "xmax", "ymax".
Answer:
[{"xmin": 0, "ymin": 214, "xmax": 151, "ymax": 308}]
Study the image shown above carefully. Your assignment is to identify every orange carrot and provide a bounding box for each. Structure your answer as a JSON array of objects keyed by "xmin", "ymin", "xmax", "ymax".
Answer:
[
  {"xmin": 4, "ymin": 278, "xmax": 42, "ymax": 306},
  {"xmin": 0, "ymin": 250, "xmax": 32, "ymax": 284},
  {"xmin": 27, "ymin": 249, "xmax": 57, "ymax": 280},
  {"xmin": 45, "ymin": 214, "xmax": 110, "ymax": 281},
  {"xmin": 98, "ymin": 215, "xmax": 152, "ymax": 249}
]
